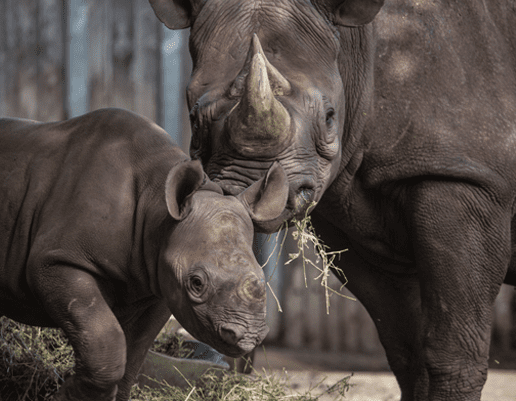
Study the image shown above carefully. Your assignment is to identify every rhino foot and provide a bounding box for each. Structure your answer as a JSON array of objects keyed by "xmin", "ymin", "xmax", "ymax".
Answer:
[{"xmin": 52, "ymin": 376, "xmax": 117, "ymax": 401}]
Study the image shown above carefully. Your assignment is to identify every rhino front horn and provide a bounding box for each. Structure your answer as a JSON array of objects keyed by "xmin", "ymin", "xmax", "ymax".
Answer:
[{"xmin": 227, "ymin": 35, "xmax": 291, "ymax": 157}]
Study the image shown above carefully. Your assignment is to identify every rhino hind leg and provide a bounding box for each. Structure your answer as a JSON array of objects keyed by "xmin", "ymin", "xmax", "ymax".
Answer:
[{"xmin": 28, "ymin": 266, "xmax": 126, "ymax": 401}]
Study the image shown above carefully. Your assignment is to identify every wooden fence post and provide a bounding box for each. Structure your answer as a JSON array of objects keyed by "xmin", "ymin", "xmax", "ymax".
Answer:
[
  {"xmin": 87, "ymin": 0, "xmax": 162, "ymax": 121},
  {"xmin": 87, "ymin": 0, "xmax": 115, "ymax": 110},
  {"xmin": 133, "ymin": 0, "xmax": 162, "ymax": 123},
  {"xmin": 0, "ymin": 0, "xmax": 66, "ymax": 121},
  {"xmin": 2, "ymin": 0, "xmax": 38, "ymax": 119},
  {"xmin": 0, "ymin": 0, "xmax": 6, "ymax": 117},
  {"xmin": 37, "ymin": 0, "xmax": 67, "ymax": 121}
]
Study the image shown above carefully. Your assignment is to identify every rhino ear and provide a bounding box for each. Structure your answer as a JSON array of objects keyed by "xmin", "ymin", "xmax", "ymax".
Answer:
[
  {"xmin": 317, "ymin": 0, "xmax": 384, "ymax": 27},
  {"xmin": 149, "ymin": 0, "xmax": 200, "ymax": 29},
  {"xmin": 165, "ymin": 160, "xmax": 204, "ymax": 220},
  {"xmin": 237, "ymin": 161, "xmax": 289, "ymax": 224}
]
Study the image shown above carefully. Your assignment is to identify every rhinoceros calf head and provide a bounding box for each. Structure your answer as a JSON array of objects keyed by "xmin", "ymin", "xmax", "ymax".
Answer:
[
  {"xmin": 159, "ymin": 160, "xmax": 288, "ymax": 357},
  {"xmin": 150, "ymin": 0, "xmax": 384, "ymax": 231}
]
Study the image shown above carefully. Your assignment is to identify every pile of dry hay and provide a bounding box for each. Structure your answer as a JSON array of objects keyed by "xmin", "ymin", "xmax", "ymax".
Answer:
[
  {"xmin": 0, "ymin": 317, "xmax": 352, "ymax": 401},
  {"xmin": 0, "ymin": 316, "xmax": 74, "ymax": 401}
]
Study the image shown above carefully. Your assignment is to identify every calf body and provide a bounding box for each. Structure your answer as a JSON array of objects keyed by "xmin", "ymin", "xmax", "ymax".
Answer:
[{"xmin": 0, "ymin": 108, "xmax": 288, "ymax": 401}]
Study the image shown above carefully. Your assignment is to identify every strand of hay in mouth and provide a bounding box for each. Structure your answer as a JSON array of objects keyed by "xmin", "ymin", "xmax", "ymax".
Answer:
[{"xmin": 261, "ymin": 202, "xmax": 354, "ymax": 314}]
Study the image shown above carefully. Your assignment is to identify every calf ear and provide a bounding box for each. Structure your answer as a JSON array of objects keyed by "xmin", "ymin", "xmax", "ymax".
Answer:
[
  {"xmin": 237, "ymin": 161, "xmax": 289, "ymax": 224},
  {"xmin": 317, "ymin": 0, "xmax": 384, "ymax": 26},
  {"xmin": 149, "ymin": 0, "xmax": 201, "ymax": 29},
  {"xmin": 165, "ymin": 160, "xmax": 204, "ymax": 220}
]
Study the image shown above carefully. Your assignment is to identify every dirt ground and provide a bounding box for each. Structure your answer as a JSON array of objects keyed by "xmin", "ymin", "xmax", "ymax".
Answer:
[{"xmin": 253, "ymin": 347, "xmax": 516, "ymax": 401}]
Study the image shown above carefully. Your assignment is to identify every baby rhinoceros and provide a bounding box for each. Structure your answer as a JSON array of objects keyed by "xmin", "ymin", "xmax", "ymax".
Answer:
[{"xmin": 0, "ymin": 108, "xmax": 289, "ymax": 401}]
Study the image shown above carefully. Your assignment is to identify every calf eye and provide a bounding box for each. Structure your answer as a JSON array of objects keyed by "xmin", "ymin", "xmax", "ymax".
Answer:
[
  {"xmin": 191, "ymin": 276, "xmax": 204, "ymax": 293},
  {"xmin": 186, "ymin": 269, "xmax": 210, "ymax": 303}
]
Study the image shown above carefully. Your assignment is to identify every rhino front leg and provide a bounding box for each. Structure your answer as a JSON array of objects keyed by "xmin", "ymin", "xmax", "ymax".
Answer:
[
  {"xmin": 408, "ymin": 181, "xmax": 510, "ymax": 401},
  {"xmin": 115, "ymin": 301, "xmax": 171, "ymax": 401},
  {"xmin": 29, "ymin": 266, "xmax": 126, "ymax": 401},
  {"xmin": 311, "ymin": 212, "xmax": 423, "ymax": 401}
]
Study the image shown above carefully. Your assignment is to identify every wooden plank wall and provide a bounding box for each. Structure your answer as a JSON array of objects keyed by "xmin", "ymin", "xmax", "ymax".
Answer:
[
  {"xmin": 0, "ymin": 0, "xmax": 66, "ymax": 121},
  {"xmin": 0, "ymin": 0, "xmax": 514, "ymax": 357},
  {"xmin": 264, "ymin": 229, "xmax": 515, "ymax": 354},
  {"xmin": 0, "ymin": 0, "xmax": 163, "ymax": 125},
  {"xmin": 87, "ymin": 0, "xmax": 162, "ymax": 122},
  {"xmin": 262, "ymin": 230, "xmax": 384, "ymax": 353}
]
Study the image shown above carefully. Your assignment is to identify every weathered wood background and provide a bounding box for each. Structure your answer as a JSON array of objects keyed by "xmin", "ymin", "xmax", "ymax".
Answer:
[{"xmin": 1, "ymin": 0, "xmax": 514, "ymax": 358}]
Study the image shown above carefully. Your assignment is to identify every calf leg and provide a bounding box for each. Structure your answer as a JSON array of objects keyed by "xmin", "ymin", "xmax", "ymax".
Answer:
[
  {"xmin": 29, "ymin": 267, "xmax": 126, "ymax": 401},
  {"xmin": 115, "ymin": 301, "xmax": 171, "ymax": 401}
]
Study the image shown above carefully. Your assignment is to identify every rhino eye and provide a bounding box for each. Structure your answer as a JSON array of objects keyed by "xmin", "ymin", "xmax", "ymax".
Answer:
[
  {"xmin": 191, "ymin": 276, "xmax": 204, "ymax": 293},
  {"xmin": 325, "ymin": 109, "xmax": 335, "ymax": 127},
  {"xmin": 187, "ymin": 269, "xmax": 209, "ymax": 303}
]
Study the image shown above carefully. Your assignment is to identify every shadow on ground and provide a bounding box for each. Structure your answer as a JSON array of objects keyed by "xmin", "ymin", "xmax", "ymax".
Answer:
[
  {"xmin": 252, "ymin": 346, "xmax": 516, "ymax": 401},
  {"xmin": 254, "ymin": 345, "xmax": 516, "ymax": 372}
]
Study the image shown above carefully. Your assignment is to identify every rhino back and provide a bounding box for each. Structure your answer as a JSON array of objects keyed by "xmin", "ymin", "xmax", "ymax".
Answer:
[
  {"xmin": 358, "ymin": 0, "xmax": 516, "ymax": 188},
  {"xmin": 0, "ymin": 109, "xmax": 187, "ymax": 319}
]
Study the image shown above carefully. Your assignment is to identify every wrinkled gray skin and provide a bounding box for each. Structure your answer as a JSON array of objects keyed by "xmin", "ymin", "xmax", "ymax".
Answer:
[
  {"xmin": 0, "ymin": 108, "xmax": 290, "ymax": 401},
  {"xmin": 150, "ymin": 0, "xmax": 516, "ymax": 400}
]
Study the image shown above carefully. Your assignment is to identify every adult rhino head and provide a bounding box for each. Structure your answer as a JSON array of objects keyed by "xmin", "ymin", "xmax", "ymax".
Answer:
[{"xmin": 149, "ymin": 0, "xmax": 384, "ymax": 232}]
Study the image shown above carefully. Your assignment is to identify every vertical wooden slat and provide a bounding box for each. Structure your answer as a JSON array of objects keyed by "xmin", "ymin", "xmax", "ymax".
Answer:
[
  {"xmin": 133, "ymin": 0, "xmax": 162, "ymax": 122},
  {"xmin": 259, "ymin": 232, "xmax": 284, "ymax": 342},
  {"xmin": 178, "ymin": 30, "xmax": 192, "ymax": 152},
  {"xmin": 282, "ymin": 263, "xmax": 304, "ymax": 348},
  {"xmin": 162, "ymin": 28, "xmax": 190, "ymax": 146},
  {"xmin": 323, "ymin": 273, "xmax": 345, "ymax": 352},
  {"xmin": 0, "ymin": 0, "xmax": 6, "ymax": 117},
  {"xmin": 5, "ymin": 0, "xmax": 38, "ymax": 119},
  {"xmin": 337, "ymin": 287, "xmax": 354, "ymax": 351},
  {"xmin": 112, "ymin": 0, "xmax": 134, "ymax": 111},
  {"xmin": 37, "ymin": 0, "xmax": 66, "ymax": 121},
  {"xmin": 303, "ymin": 248, "xmax": 323, "ymax": 351},
  {"xmin": 88, "ymin": 0, "xmax": 114, "ymax": 110}
]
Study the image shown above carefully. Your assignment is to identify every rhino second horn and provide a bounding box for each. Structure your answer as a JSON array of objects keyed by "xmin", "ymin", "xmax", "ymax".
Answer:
[{"xmin": 228, "ymin": 40, "xmax": 291, "ymax": 156}]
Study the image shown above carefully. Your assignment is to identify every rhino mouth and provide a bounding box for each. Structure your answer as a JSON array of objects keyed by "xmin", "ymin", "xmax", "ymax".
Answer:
[
  {"xmin": 206, "ymin": 159, "xmax": 319, "ymax": 227},
  {"xmin": 192, "ymin": 321, "xmax": 268, "ymax": 358},
  {"xmin": 217, "ymin": 322, "xmax": 269, "ymax": 358}
]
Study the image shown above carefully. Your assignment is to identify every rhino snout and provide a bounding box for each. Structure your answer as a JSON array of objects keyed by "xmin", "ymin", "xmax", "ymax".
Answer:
[
  {"xmin": 219, "ymin": 323, "xmax": 269, "ymax": 355},
  {"xmin": 220, "ymin": 323, "xmax": 245, "ymax": 346}
]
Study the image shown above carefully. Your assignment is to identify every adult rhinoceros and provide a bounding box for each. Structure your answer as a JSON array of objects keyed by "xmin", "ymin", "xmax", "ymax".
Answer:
[{"xmin": 149, "ymin": 0, "xmax": 516, "ymax": 399}]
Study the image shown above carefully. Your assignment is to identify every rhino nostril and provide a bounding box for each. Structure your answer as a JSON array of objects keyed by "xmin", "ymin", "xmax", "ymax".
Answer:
[
  {"xmin": 220, "ymin": 324, "xmax": 245, "ymax": 346},
  {"xmin": 291, "ymin": 182, "xmax": 315, "ymax": 215},
  {"xmin": 298, "ymin": 187, "xmax": 314, "ymax": 202}
]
